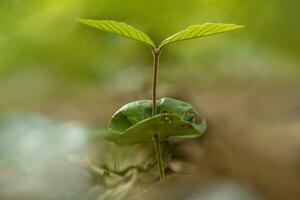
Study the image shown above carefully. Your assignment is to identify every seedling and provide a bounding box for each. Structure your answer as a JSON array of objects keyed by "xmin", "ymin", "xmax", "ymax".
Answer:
[{"xmin": 78, "ymin": 19, "xmax": 243, "ymax": 180}]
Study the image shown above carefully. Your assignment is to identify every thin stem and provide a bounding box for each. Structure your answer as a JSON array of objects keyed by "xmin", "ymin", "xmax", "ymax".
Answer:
[
  {"xmin": 153, "ymin": 134, "xmax": 165, "ymax": 180},
  {"xmin": 151, "ymin": 47, "xmax": 165, "ymax": 180},
  {"xmin": 152, "ymin": 48, "xmax": 160, "ymax": 116}
]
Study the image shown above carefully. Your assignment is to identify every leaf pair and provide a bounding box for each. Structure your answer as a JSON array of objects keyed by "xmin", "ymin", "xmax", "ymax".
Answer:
[{"xmin": 77, "ymin": 19, "xmax": 244, "ymax": 49}]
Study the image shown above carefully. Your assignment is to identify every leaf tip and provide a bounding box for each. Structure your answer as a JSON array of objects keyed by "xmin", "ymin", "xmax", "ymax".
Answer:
[
  {"xmin": 234, "ymin": 24, "xmax": 245, "ymax": 29},
  {"xmin": 76, "ymin": 18, "xmax": 91, "ymax": 26}
]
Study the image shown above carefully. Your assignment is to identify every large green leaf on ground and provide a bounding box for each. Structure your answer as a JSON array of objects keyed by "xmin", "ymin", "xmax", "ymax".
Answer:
[
  {"xmin": 106, "ymin": 97, "xmax": 207, "ymax": 145},
  {"xmin": 77, "ymin": 19, "xmax": 155, "ymax": 47},
  {"xmin": 106, "ymin": 113, "xmax": 207, "ymax": 145},
  {"xmin": 159, "ymin": 23, "xmax": 244, "ymax": 48},
  {"xmin": 109, "ymin": 97, "xmax": 198, "ymax": 132}
]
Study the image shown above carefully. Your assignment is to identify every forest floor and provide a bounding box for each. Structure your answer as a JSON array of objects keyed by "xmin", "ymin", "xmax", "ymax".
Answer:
[{"xmin": 0, "ymin": 80, "xmax": 299, "ymax": 200}]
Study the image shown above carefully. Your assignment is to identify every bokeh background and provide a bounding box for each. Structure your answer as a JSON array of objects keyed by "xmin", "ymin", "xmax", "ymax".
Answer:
[{"xmin": 0, "ymin": 0, "xmax": 299, "ymax": 200}]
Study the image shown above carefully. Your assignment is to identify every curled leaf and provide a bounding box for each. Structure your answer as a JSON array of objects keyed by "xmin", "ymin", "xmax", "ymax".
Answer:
[{"xmin": 106, "ymin": 98, "xmax": 207, "ymax": 145}]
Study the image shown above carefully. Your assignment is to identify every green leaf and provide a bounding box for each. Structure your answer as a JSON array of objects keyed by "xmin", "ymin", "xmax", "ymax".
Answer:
[
  {"xmin": 159, "ymin": 23, "xmax": 244, "ymax": 48},
  {"xmin": 106, "ymin": 98, "xmax": 207, "ymax": 145},
  {"xmin": 106, "ymin": 114, "xmax": 207, "ymax": 145},
  {"xmin": 109, "ymin": 98, "xmax": 198, "ymax": 132},
  {"xmin": 77, "ymin": 19, "xmax": 155, "ymax": 48}
]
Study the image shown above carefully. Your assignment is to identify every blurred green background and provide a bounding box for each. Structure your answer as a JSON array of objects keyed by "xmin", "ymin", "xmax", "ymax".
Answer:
[{"xmin": 0, "ymin": 0, "xmax": 299, "ymax": 115}]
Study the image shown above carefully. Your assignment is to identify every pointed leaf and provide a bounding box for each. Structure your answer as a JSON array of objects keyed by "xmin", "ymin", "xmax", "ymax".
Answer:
[
  {"xmin": 159, "ymin": 23, "xmax": 244, "ymax": 48},
  {"xmin": 77, "ymin": 19, "xmax": 155, "ymax": 47}
]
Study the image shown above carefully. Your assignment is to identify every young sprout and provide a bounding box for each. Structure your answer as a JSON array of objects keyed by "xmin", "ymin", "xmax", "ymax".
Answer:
[{"xmin": 78, "ymin": 19, "xmax": 244, "ymax": 180}]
